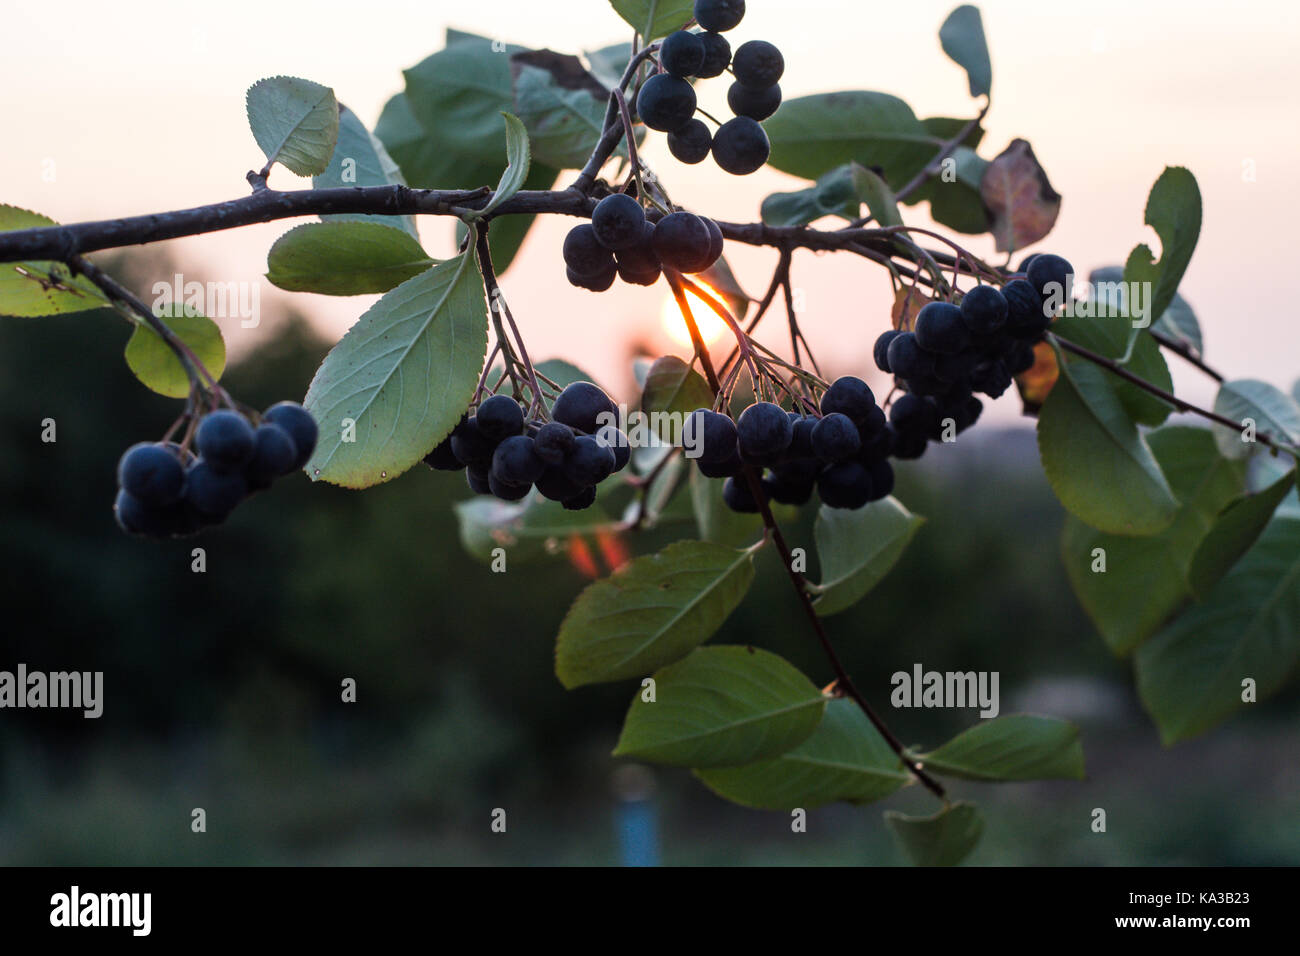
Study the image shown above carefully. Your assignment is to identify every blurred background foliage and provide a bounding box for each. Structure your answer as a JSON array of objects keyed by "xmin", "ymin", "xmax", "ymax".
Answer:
[{"xmin": 0, "ymin": 251, "xmax": 1296, "ymax": 866}]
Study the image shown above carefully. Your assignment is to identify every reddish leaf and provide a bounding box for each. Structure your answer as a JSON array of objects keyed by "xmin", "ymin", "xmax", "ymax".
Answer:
[
  {"xmin": 980, "ymin": 139, "xmax": 1061, "ymax": 254},
  {"xmin": 891, "ymin": 285, "xmax": 937, "ymax": 331},
  {"xmin": 1015, "ymin": 340, "xmax": 1059, "ymax": 414}
]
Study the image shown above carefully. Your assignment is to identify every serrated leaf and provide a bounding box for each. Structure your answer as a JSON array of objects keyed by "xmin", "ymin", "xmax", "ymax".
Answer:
[
  {"xmin": 555, "ymin": 540, "xmax": 756, "ymax": 688},
  {"xmin": 613, "ymin": 646, "xmax": 827, "ymax": 768},
  {"xmin": 313, "ymin": 104, "xmax": 417, "ymax": 239},
  {"xmin": 695, "ymin": 698, "xmax": 909, "ymax": 809},
  {"xmin": 813, "ymin": 498, "xmax": 924, "ymax": 616},
  {"xmin": 1122, "ymin": 167, "xmax": 1202, "ymax": 333},
  {"xmin": 1211, "ymin": 379, "xmax": 1300, "ymax": 459},
  {"xmin": 609, "ymin": 0, "xmax": 694, "ymax": 39},
  {"xmin": 303, "ymin": 248, "xmax": 487, "ymax": 487},
  {"xmin": 885, "ymin": 801, "xmax": 983, "ymax": 866},
  {"xmin": 980, "ymin": 138, "xmax": 1060, "ymax": 254},
  {"xmin": 1061, "ymin": 426, "xmax": 1246, "ymax": 655},
  {"xmin": 939, "ymin": 4, "xmax": 992, "ymax": 98},
  {"xmin": 124, "ymin": 308, "xmax": 227, "ymax": 399},
  {"xmin": 1136, "ymin": 514, "xmax": 1300, "ymax": 743},
  {"xmin": 473, "ymin": 112, "xmax": 530, "ymax": 217},
  {"xmin": 511, "ymin": 53, "xmax": 625, "ymax": 170},
  {"xmin": 1188, "ymin": 468, "xmax": 1296, "ymax": 597},
  {"xmin": 640, "ymin": 355, "xmax": 713, "ymax": 441},
  {"xmin": 915, "ymin": 715, "xmax": 1084, "ymax": 782},
  {"xmin": 246, "ymin": 76, "xmax": 339, "ymax": 176},
  {"xmin": 1037, "ymin": 354, "xmax": 1178, "ymax": 535},
  {"xmin": 0, "ymin": 205, "xmax": 109, "ymax": 317},
  {"xmin": 763, "ymin": 92, "xmax": 942, "ymax": 187},
  {"xmin": 266, "ymin": 222, "xmax": 434, "ymax": 296}
]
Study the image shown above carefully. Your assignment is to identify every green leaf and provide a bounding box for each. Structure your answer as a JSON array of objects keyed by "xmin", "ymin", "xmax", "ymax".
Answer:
[
  {"xmin": 1089, "ymin": 265, "xmax": 1202, "ymax": 356},
  {"xmin": 246, "ymin": 76, "xmax": 339, "ymax": 176},
  {"xmin": 458, "ymin": 162, "xmax": 561, "ymax": 273},
  {"xmin": 1188, "ymin": 468, "xmax": 1297, "ymax": 597},
  {"xmin": 938, "ymin": 4, "xmax": 992, "ymax": 98},
  {"xmin": 303, "ymin": 248, "xmax": 488, "ymax": 487},
  {"xmin": 695, "ymin": 698, "xmax": 909, "ymax": 809},
  {"xmin": 609, "ymin": 0, "xmax": 694, "ymax": 39},
  {"xmin": 640, "ymin": 355, "xmax": 713, "ymax": 441},
  {"xmin": 0, "ymin": 205, "xmax": 109, "ymax": 317},
  {"xmin": 916, "ymin": 715, "xmax": 1084, "ymax": 782},
  {"xmin": 312, "ymin": 104, "xmax": 417, "ymax": 239},
  {"xmin": 535, "ymin": 358, "xmax": 603, "ymax": 392},
  {"xmin": 902, "ymin": 144, "xmax": 991, "ymax": 235},
  {"xmin": 1037, "ymin": 355, "xmax": 1178, "ymax": 535},
  {"xmin": 471, "ymin": 112, "xmax": 531, "ymax": 218},
  {"xmin": 583, "ymin": 42, "xmax": 634, "ymax": 91},
  {"xmin": 266, "ymin": 222, "xmax": 434, "ymax": 296},
  {"xmin": 555, "ymin": 540, "xmax": 756, "ymax": 688},
  {"xmin": 1211, "ymin": 379, "xmax": 1300, "ymax": 459},
  {"xmin": 402, "ymin": 40, "xmax": 519, "ymax": 167},
  {"xmin": 690, "ymin": 468, "xmax": 764, "ymax": 548},
  {"xmin": 1136, "ymin": 514, "xmax": 1300, "ymax": 743},
  {"xmin": 454, "ymin": 493, "xmax": 615, "ymax": 564},
  {"xmin": 761, "ymin": 162, "xmax": 901, "ymax": 228},
  {"xmin": 511, "ymin": 53, "xmax": 624, "ymax": 170},
  {"xmin": 1061, "ymin": 426, "xmax": 1246, "ymax": 655},
  {"xmin": 885, "ymin": 801, "xmax": 984, "ymax": 866},
  {"xmin": 763, "ymin": 92, "xmax": 941, "ymax": 187},
  {"xmin": 1122, "ymin": 167, "xmax": 1202, "ymax": 332},
  {"xmin": 123, "ymin": 309, "xmax": 227, "ymax": 399},
  {"xmin": 612, "ymin": 646, "xmax": 827, "ymax": 768},
  {"xmin": 812, "ymin": 498, "xmax": 924, "ymax": 616},
  {"xmin": 1052, "ymin": 314, "xmax": 1174, "ymax": 427}
]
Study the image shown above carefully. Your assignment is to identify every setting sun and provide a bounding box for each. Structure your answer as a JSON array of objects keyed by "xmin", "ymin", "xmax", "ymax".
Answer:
[{"xmin": 659, "ymin": 283, "xmax": 729, "ymax": 349}]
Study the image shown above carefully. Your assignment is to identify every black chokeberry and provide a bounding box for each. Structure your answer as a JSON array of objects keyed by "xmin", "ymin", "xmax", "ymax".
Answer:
[
  {"xmin": 727, "ymin": 82, "xmax": 781, "ymax": 121},
  {"xmin": 195, "ymin": 410, "xmax": 255, "ymax": 473},
  {"xmin": 817, "ymin": 460, "xmax": 873, "ymax": 510},
  {"xmin": 1002, "ymin": 278, "xmax": 1048, "ymax": 338},
  {"xmin": 551, "ymin": 381, "xmax": 618, "ymax": 436},
  {"xmin": 184, "ymin": 458, "xmax": 248, "ymax": 522},
  {"xmin": 591, "ymin": 194, "xmax": 646, "ymax": 251},
  {"xmin": 786, "ymin": 413, "xmax": 815, "ymax": 458},
  {"xmin": 668, "ymin": 118, "xmax": 713, "ymax": 164},
  {"xmin": 562, "ymin": 223, "xmax": 615, "ymax": 277},
  {"xmin": 595, "ymin": 424, "xmax": 631, "ymax": 472},
  {"xmin": 874, "ymin": 329, "xmax": 901, "ymax": 373},
  {"xmin": 703, "ymin": 217, "xmax": 724, "ymax": 266},
  {"xmin": 886, "ymin": 331, "xmax": 934, "ymax": 381},
  {"xmin": 491, "ymin": 435, "xmax": 545, "ymax": 487},
  {"xmin": 934, "ymin": 350, "xmax": 978, "ymax": 384},
  {"xmin": 820, "ymin": 376, "xmax": 876, "ymax": 425},
  {"xmin": 263, "ymin": 401, "xmax": 318, "ymax": 469},
  {"xmin": 970, "ymin": 359, "xmax": 1013, "ymax": 398},
  {"xmin": 424, "ymin": 434, "xmax": 462, "ymax": 471},
  {"xmin": 534, "ymin": 422, "xmax": 575, "ymax": 465},
  {"xmin": 244, "ymin": 423, "xmax": 298, "ymax": 489},
  {"xmin": 535, "ymin": 465, "xmax": 583, "ymax": 502},
  {"xmin": 694, "ymin": 0, "xmax": 745, "ymax": 33},
  {"xmin": 722, "ymin": 474, "xmax": 762, "ymax": 513},
  {"xmin": 118, "ymin": 442, "xmax": 184, "ymax": 506},
  {"xmin": 466, "ymin": 464, "xmax": 491, "ymax": 495},
  {"xmin": 476, "ymin": 394, "xmax": 525, "ymax": 442},
  {"xmin": 651, "ymin": 212, "xmax": 714, "ymax": 273},
  {"xmin": 488, "ymin": 472, "xmax": 531, "ymax": 501},
  {"xmin": 868, "ymin": 458, "xmax": 894, "ymax": 499},
  {"xmin": 562, "ymin": 486, "xmax": 598, "ymax": 511},
  {"xmin": 1005, "ymin": 340, "xmax": 1037, "ymax": 375},
  {"xmin": 696, "ymin": 31, "xmax": 732, "ymax": 77},
  {"xmin": 736, "ymin": 401, "xmax": 792, "ymax": 463},
  {"xmin": 914, "ymin": 302, "xmax": 970, "ymax": 355},
  {"xmin": 636, "ymin": 74, "xmax": 697, "ymax": 132},
  {"xmin": 450, "ymin": 415, "xmax": 498, "ymax": 466},
  {"xmin": 567, "ymin": 263, "xmax": 617, "ymax": 292},
  {"xmin": 565, "ymin": 435, "xmax": 617, "ymax": 486},
  {"xmin": 711, "ymin": 117, "xmax": 770, "ymax": 175},
  {"xmin": 732, "ymin": 40, "xmax": 784, "ymax": 87},
  {"xmin": 660, "ymin": 30, "xmax": 705, "ymax": 77},
  {"xmin": 812, "ymin": 412, "xmax": 861, "ymax": 462},
  {"xmin": 891, "ymin": 426, "xmax": 928, "ymax": 460},
  {"xmin": 960, "ymin": 285, "xmax": 1008, "ymax": 334},
  {"xmin": 615, "ymin": 223, "xmax": 663, "ymax": 286},
  {"xmin": 1026, "ymin": 253, "xmax": 1073, "ymax": 302},
  {"xmin": 889, "ymin": 393, "xmax": 940, "ymax": 437},
  {"xmin": 765, "ymin": 459, "xmax": 819, "ymax": 505},
  {"xmin": 685, "ymin": 408, "xmax": 738, "ymax": 466}
]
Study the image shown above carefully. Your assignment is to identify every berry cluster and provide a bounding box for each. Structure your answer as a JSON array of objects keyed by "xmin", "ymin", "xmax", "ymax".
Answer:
[
  {"xmin": 424, "ymin": 382, "xmax": 629, "ymax": 511},
  {"xmin": 563, "ymin": 194, "xmax": 723, "ymax": 292},
  {"xmin": 114, "ymin": 403, "xmax": 318, "ymax": 538},
  {"xmin": 639, "ymin": 0, "xmax": 779, "ymax": 176},
  {"xmin": 872, "ymin": 254, "xmax": 1072, "ymax": 461},
  {"xmin": 686, "ymin": 375, "xmax": 896, "ymax": 512}
]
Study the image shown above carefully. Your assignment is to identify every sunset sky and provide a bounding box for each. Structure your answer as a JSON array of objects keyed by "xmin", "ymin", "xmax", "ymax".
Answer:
[{"xmin": 3, "ymin": 0, "xmax": 1297, "ymax": 418}]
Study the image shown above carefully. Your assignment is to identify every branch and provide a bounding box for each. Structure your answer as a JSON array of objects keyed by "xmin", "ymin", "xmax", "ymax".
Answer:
[{"xmin": 1053, "ymin": 333, "xmax": 1299, "ymax": 456}]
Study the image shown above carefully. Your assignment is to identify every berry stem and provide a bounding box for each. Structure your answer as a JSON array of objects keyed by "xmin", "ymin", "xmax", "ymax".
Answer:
[{"xmin": 474, "ymin": 225, "xmax": 549, "ymax": 419}]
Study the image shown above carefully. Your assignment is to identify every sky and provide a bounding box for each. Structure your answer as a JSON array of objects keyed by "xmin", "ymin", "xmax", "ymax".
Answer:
[{"xmin": 2, "ymin": 0, "xmax": 1298, "ymax": 419}]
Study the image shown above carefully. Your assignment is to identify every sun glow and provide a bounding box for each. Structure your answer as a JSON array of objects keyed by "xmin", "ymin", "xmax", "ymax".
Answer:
[{"xmin": 659, "ymin": 283, "xmax": 729, "ymax": 349}]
